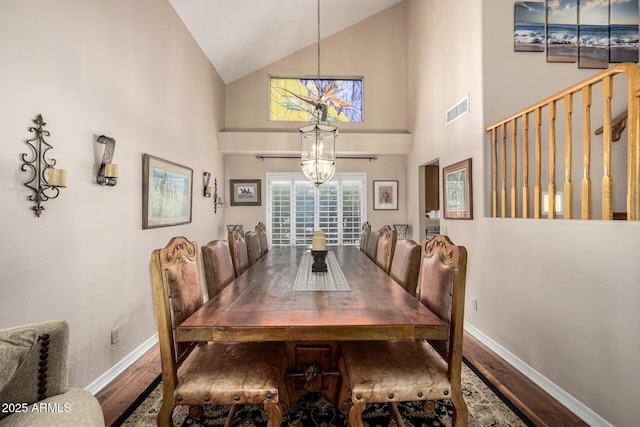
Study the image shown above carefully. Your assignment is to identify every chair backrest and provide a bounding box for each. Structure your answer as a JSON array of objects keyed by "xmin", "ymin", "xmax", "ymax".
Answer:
[
  {"xmin": 150, "ymin": 236, "xmax": 203, "ymax": 381},
  {"xmin": 201, "ymin": 240, "xmax": 236, "ymax": 300},
  {"xmin": 256, "ymin": 222, "xmax": 269, "ymax": 256},
  {"xmin": 416, "ymin": 235, "xmax": 467, "ymax": 368},
  {"xmin": 365, "ymin": 230, "xmax": 378, "ymax": 261},
  {"xmin": 359, "ymin": 222, "xmax": 371, "ymax": 253},
  {"xmin": 375, "ymin": 225, "xmax": 397, "ymax": 274},
  {"xmin": 389, "ymin": 238, "xmax": 421, "ymax": 296},
  {"xmin": 228, "ymin": 227, "xmax": 250, "ymax": 277},
  {"xmin": 245, "ymin": 230, "xmax": 262, "ymax": 266}
]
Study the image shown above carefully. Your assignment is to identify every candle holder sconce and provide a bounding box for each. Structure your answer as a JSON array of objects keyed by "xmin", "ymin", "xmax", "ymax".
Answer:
[
  {"xmin": 20, "ymin": 114, "xmax": 67, "ymax": 217},
  {"xmin": 203, "ymin": 172, "xmax": 212, "ymax": 197},
  {"xmin": 213, "ymin": 178, "xmax": 224, "ymax": 214},
  {"xmin": 96, "ymin": 135, "xmax": 118, "ymax": 186}
]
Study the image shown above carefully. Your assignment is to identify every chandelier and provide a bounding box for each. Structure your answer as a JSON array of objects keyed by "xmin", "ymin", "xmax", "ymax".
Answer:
[{"xmin": 299, "ymin": 0, "xmax": 338, "ymax": 186}]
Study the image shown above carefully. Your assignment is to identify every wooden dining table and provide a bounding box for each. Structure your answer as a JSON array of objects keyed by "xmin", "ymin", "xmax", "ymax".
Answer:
[
  {"xmin": 176, "ymin": 244, "xmax": 448, "ymax": 405},
  {"xmin": 176, "ymin": 245, "xmax": 448, "ymax": 343}
]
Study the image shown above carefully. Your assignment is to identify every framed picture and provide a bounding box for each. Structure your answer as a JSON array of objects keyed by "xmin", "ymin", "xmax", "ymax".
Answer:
[
  {"xmin": 142, "ymin": 154, "xmax": 193, "ymax": 229},
  {"xmin": 373, "ymin": 180, "xmax": 398, "ymax": 210},
  {"xmin": 443, "ymin": 158, "xmax": 473, "ymax": 220},
  {"xmin": 230, "ymin": 179, "xmax": 261, "ymax": 206}
]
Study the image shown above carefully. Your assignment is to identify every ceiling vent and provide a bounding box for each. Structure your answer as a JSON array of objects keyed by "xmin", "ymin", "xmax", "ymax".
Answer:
[{"xmin": 445, "ymin": 95, "xmax": 469, "ymax": 126}]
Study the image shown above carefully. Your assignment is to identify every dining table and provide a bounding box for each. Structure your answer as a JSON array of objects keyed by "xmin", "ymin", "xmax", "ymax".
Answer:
[
  {"xmin": 176, "ymin": 245, "xmax": 447, "ymax": 343},
  {"xmin": 176, "ymin": 245, "xmax": 449, "ymax": 405}
]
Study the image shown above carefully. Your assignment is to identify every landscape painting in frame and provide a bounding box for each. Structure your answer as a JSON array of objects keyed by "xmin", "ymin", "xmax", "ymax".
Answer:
[
  {"xmin": 546, "ymin": 0, "xmax": 578, "ymax": 62},
  {"xmin": 270, "ymin": 77, "xmax": 363, "ymax": 122},
  {"xmin": 609, "ymin": 0, "xmax": 639, "ymax": 63},
  {"xmin": 514, "ymin": 1, "xmax": 546, "ymax": 52},
  {"xmin": 142, "ymin": 154, "xmax": 193, "ymax": 229},
  {"xmin": 578, "ymin": 0, "xmax": 610, "ymax": 68}
]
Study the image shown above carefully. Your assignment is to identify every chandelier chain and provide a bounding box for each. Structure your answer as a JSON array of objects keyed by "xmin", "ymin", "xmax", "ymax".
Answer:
[{"xmin": 317, "ymin": 0, "xmax": 321, "ymax": 81}]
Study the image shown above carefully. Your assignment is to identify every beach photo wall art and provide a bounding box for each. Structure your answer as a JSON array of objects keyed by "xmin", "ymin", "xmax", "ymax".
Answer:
[
  {"xmin": 547, "ymin": 0, "xmax": 578, "ymax": 63},
  {"xmin": 515, "ymin": 2, "xmax": 546, "ymax": 51},
  {"xmin": 514, "ymin": 0, "xmax": 639, "ymax": 68}
]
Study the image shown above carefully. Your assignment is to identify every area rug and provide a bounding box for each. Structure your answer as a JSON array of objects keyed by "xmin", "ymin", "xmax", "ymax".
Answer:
[{"xmin": 114, "ymin": 359, "xmax": 533, "ymax": 427}]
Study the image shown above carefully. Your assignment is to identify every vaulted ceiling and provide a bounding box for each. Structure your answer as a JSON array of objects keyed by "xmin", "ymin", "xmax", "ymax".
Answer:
[{"xmin": 168, "ymin": 0, "xmax": 403, "ymax": 84}]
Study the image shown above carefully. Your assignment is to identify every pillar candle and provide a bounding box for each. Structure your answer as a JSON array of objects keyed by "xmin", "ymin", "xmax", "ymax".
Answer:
[
  {"xmin": 205, "ymin": 185, "xmax": 212, "ymax": 196},
  {"xmin": 312, "ymin": 231, "xmax": 326, "ymax": 250},
  {"xmin": 217, "ymin": 196, "xmax": 224, "ymax": 205},
  {"xmin": 104, "ymin": 163, "xmax": 118, "ymax": 178},
  {"xmin": 48, "ymin": 168, "xmax": 67, "ymax": 187}
]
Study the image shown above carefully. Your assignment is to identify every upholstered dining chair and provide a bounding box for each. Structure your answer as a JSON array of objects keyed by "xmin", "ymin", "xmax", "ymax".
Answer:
[
  {"xmin": 375, "ymin": 225, "xmax": 397, "ymax": 275},
  {"xmin": 228, "ymin": 226, "xmax": 250, "ymax": 277},
  {"xmin": 256, "ymin": 222, "xmax": 269, "ymax": 256},
  {"xmin": 150, "ymin": 236, "xmax": 285, "ymax": 427},
  {"xmin": 359, "ymin": 222, "xmax": 371, "ymax": 253},
  {"xmin": 245, "ymin": 230, "xmax": 262, "ymax": 266},
  {"xmin": 201, "ymin": 240, "xmax": 236, "ymax": 300},
  {"xmin": 389, "ymin": 238, "xmax": 421, "ymax": 296},
  {"xmin": 339, "ymin": 235, "xmax": 469, "ymax": 427},
  {"xmin": 365, "ymin": 229, "xmax": 378, "ymax": 261}
]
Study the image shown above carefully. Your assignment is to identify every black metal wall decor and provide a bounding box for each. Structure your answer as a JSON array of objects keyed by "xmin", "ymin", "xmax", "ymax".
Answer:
[{"xmin": 21, "ymin": 114, "xmax": 67, "ymax": 217}]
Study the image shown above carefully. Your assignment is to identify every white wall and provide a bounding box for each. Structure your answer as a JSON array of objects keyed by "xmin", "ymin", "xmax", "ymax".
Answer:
[
  {"xmin": 406, "ymin": 0, "xmax": 640, "ymax": 426},
  {"xmin": 0, "ymin": 0, "xmax": 226, "ymax": 388}
]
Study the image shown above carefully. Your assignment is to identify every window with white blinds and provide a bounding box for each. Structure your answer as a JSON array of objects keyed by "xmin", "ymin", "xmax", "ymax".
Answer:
[{"xmin": 267, "ymin": 173, "xmax": 366, "ymax": 246}]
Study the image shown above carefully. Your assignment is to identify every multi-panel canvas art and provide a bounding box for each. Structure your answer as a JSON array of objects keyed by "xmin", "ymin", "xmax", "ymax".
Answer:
[
  {"xmin": 547, "ymin": 0, "xmax": 578, "ymax": 63},
  {"xmin": 578, "ymin": 0, "xmax": 610, "ymax": 68},
  {"xmin": 515, "ymin": 0, "xmax": 639, "ymax": 68},
  {"xmin": 514, "ymin": 2, "xmax": 546, "ymax": 52},
  {"xmin": 270, "ymin": 77, "xmax": 363, "ymax": 122},
  {"xmin": 610, "ymin": 0, "xmax": 640, "ymax": 63}
]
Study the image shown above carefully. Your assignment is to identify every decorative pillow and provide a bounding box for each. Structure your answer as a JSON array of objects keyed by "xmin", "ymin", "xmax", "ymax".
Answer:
[{"xmin": 0, "ymin": 329, "xmax": 36, "ymax": 393}]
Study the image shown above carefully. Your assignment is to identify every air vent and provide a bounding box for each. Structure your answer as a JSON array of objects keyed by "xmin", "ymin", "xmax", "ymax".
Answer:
[{"xmin": 445, "ymin": 95, "xmax": 469, "ymax": 125}]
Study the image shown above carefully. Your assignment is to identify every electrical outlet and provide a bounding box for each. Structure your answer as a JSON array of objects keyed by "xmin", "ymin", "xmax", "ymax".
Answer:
[
  {"xmin": 472, "ymin": 299, "xmax": 478, "ymax": 311},
  {"xmin": 111, "ymin": 326, "xmax": 120, "ymax": 345}
]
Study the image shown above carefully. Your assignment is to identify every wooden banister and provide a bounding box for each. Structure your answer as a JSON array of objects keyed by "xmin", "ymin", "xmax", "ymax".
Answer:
[{"xmin": 486, "ymin": 63, "xmax": 640, "ymax": 221}]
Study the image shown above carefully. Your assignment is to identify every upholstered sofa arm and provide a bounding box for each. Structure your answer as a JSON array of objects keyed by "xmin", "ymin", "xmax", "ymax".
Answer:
[{"xmin": 0, "ymin": 320, "xmax": 104, "ymax": 426}]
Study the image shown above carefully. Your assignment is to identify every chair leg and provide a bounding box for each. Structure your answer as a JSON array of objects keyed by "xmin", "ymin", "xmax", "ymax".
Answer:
[
  {"xmin": 264, "ymin": 401, "xmax": 283, "ymax": 427},
  {"xmin": 223, "ymin": 404, "xmax": 239, "ymax": 427},
  {"xmin": 348, "ymin": 401, "xmax": 366, "ymax": 427},
  {"xmin": 337, "ymin": 357, "xmax": 353, "ymax": 414},
  {"xmin": 388, "ymin": 402, "xmax": 405, "ymax": 427},
  {"xmin": 450, "ymin": 389, "xmax": 469, "ymax": 427},
  {"xmin": 156, "ymin": 400, "xmax": 175, "ymax": 427}
]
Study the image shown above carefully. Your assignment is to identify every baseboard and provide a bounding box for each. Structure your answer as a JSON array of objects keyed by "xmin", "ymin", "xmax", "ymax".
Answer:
[
  {"xmin": 464, "ymin": 323, "xmax": 611, "ymax": 427},
  {"xmin": 85, "ymin": 333, "xmax": 158, "ymax": 395}
]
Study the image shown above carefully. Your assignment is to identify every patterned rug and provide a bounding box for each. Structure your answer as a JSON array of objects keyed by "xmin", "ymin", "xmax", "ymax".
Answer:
[{"xmin": 114, "ymin": 360, "xmax": 532, "ymax": 427}]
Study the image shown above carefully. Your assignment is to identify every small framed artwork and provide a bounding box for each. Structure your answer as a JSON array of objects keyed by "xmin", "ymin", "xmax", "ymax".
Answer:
[
  {"xmin": 443, "ymin": 158, "xmax": 473, "ymax": 220},
  {"xmin": 230, "ymin": 179, "xmax": 261, "ymax": 206},
  {"xmin": 373, "ymin": 180, "xmax": 398, "ymax": 210},
  {"xmin": 142, "ymin": 154, "xmax": 193, "ymax": 229}
]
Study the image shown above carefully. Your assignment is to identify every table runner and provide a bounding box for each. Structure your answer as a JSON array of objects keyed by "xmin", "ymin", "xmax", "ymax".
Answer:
[{"xmin": 292, "ymin": 251, "xmax": 351, "ymax": 291}]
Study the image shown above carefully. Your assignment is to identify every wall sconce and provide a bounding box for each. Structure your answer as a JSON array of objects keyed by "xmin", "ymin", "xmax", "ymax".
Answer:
[
  {"xmin": 542, "ymin": 191, "xmax": 564, "ymax": 217},
  {"xmin": 213, "ymin": 178, "xmax": 224, "ymax": 214},
  {"xmin": 203, "ymin": 172, "xmax": 212, "ymax": 197},
  {"xmin": 96, "ymin": 135, "xmax": 118, "ymax": 186},
  {"xmin": 20, "ymin": 114, "xmax": 67, "ymax": 217}
]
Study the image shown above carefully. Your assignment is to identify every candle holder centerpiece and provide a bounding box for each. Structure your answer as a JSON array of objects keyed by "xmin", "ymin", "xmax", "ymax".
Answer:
[{"xmin": 311, "ymin": 230, "xmax": 328, "ymax": 273}]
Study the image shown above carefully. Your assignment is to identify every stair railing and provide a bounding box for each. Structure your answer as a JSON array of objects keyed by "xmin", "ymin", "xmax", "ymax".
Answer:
[{"xmin": 486, "ymin": 62, "xmax": 640, "ymax": 220}]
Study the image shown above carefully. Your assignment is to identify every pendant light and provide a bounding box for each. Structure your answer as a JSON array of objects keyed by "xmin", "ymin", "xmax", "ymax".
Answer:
[{"xmin": 299, "ymin": 0, "xmax": 338, "ymax": 186}]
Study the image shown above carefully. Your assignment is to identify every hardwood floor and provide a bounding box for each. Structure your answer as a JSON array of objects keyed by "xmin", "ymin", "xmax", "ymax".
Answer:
[{"xmin": 96, "ymin": 333, "xmax": 588, "ymax": 426}]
